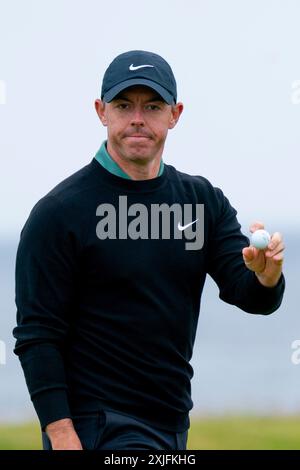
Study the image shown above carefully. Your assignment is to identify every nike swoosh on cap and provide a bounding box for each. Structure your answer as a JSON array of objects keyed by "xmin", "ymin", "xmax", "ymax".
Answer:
[
  {"xmin": 129, "ymin": 64, "xmax": 154, "ymax": 71},
  {"xmin": 177, "ymin": 219, "xmax": 199, "ymax": 231}
]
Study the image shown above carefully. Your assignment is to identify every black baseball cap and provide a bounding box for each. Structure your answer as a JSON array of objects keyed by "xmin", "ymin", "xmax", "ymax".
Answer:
[{"xmin": 101, "ymin": 50, "xmax": 177, "ymax": 105}]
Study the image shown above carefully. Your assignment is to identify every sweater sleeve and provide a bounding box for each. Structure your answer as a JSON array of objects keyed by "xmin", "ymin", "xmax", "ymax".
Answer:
[
  {"xmin": 206, "ymin": 187, "xmax": 285, "ymax": 314},
  {"xmin": 13, "ymin": 195, "xmax": 79, "ymax": 430}
]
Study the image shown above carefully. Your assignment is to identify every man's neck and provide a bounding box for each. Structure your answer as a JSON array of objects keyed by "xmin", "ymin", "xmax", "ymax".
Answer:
[{"xmin": 107, "ymin": 141, "xmax": 162, "ymax": 180}]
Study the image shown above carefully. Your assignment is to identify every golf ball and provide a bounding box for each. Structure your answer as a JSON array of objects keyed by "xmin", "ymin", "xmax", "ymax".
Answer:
[{"xmin": 251, "ymin": 229, "xmax": 271, "ymax": 250}]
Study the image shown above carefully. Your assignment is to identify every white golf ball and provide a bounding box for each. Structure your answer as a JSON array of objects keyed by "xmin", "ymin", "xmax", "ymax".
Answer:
[{"xmin": 251, "ymin": 229, "xmax": 271, "ymax": 250}]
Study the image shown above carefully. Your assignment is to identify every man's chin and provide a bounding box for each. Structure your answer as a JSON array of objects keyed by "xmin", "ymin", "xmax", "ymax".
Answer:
[
  {"xmin": 125, "ymin": 152, "xmax": 153, "ymax": 162},
  {"xmin": 122, "ymin": 144, "xmax": 155, "ymax": 160}
]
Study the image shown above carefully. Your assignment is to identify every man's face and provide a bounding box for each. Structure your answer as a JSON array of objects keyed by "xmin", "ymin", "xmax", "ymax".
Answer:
[{"xmin": 95, "ymin": 86, "xmax": 183, "ymax": 164}]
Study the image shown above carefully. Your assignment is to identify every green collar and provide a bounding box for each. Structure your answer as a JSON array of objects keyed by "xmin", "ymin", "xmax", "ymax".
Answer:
[{"xmin": 94, "ymin": 141, "xmax": 164, "ymax": 179}]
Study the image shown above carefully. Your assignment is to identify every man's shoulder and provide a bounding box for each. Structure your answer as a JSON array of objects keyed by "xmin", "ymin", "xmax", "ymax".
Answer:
[
  {"xmin": 22, "ymin": 159, "xmax": 98, "ymax": 231},
  {"xmin": 44, "ymin": 159, "xmax": 97, "ymax": 204},
  {"xmin": 165, "ymin": 163, "xmax": 219, "ymax": 195}
]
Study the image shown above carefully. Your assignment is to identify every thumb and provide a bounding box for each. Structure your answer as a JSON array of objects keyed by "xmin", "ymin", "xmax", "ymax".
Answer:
[{"xmin": 242, "ymin": 246, "xmax": 255, "ymax": 262}]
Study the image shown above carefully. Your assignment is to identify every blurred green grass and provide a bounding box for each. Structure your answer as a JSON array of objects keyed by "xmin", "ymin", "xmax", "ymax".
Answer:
[{"xmin": 0, "ymin": 416, "xmax": 300, "ymax": 450}]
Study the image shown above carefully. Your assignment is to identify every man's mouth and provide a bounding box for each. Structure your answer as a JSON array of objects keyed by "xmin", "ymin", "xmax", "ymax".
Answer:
[
  {"xmin": 127, "ymin": 135, "xmax": 149, "ymax": 138},
  {"xmin": 123, "ymin": 132, "xmax": 152, "ymax": 140},
  {"xmin": 124, "ymin": 136, "xmax": 152, "ymax": 144}
]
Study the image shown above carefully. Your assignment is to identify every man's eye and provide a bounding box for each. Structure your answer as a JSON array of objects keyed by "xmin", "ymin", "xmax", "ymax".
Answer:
[
  {"xmin": 146, "ymin": 104, "xmax": 160, "ymax": 111},
  {"xmin": 117, "ymin": 103, "xmax": 129, "ymax": 109}
]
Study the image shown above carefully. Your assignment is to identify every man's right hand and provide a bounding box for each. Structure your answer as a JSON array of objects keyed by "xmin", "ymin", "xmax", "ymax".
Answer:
[{"xmin": 45, "ymin": 418, "xmax": 83, "ymax": 450}]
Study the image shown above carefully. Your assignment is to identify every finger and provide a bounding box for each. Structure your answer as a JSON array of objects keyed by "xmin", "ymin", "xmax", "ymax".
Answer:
[
  {"xmin": 243, "ymin": 246, "xmax": 260, "ymax": 264},
  {"xmin": 242, "ymin": 246, "xmax": 255, "ymax": 261},
  {"xmin": 271, "ymin": 251, "xmax": 284, "ymax": 267},
  {"xmin": 265, "ymin": 242, "xmax": 285, "ymax": 258},
  {"xmin": 273, "ymin": 252, "xmax": 284, "ymax": 265},
  {"xmin": 243, "ymin": 246, "xmax": 266, "ymax": 274},
  {"xmin": 268, "ymin": 232, "xmax": 283, "ymax": 250},
  {"xmin": 249, "ymin": 221, "xmax": 265, "ymax": 233}
]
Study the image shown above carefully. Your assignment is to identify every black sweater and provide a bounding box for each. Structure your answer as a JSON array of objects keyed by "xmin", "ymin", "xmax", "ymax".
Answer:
[{"xmin": 13, "ymin": 158, "xmax": 285, "ymax": 432}]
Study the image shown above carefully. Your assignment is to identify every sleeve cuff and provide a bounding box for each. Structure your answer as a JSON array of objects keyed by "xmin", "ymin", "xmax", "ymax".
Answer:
[
  {"xmin": 32, "ymin": 388, "xmax": 72, "ymax": 431},
  {"xmin": 251, "ymin": 272, "xmax": 285, "ymax": 314}
]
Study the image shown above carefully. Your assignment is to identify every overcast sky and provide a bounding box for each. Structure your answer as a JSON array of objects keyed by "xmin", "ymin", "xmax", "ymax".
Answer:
[{"xmin": 0, "ymin": 0, "xmax": 299, "ymax": 238}]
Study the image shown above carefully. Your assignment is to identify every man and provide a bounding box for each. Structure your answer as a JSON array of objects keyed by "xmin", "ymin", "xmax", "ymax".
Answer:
[{"xmin": 13, "ymin": 50, "xmax": 285, "ymax": 450}]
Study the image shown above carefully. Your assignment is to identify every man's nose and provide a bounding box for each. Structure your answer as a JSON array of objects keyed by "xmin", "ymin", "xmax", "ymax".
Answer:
[{"xmin": 130, "ymin": 107, "xmax": 145, "ymax": 126}]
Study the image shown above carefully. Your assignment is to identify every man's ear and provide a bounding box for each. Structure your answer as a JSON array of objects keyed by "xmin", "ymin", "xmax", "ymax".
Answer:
[
  {"xmin": 95, "ymin": 99, "xmax": 108, "ymax": 126},
  {"xmin": 169, "ymin": 102, "xmax": 184, "ymax": 129}
]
